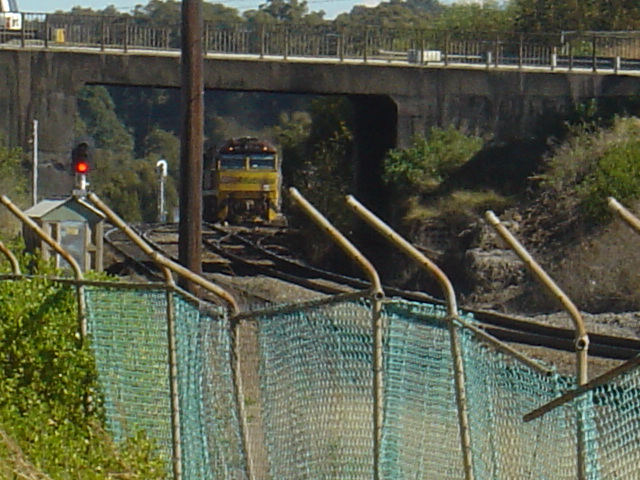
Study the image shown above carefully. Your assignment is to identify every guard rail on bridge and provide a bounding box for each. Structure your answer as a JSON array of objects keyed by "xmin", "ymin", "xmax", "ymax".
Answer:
[{"xmin": 3, "ymin": 13, "xmax": 640, "ymax": 73}]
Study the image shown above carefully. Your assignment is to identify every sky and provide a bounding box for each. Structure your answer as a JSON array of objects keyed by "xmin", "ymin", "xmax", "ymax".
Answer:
[{"xmin": 19, "ymin": 0, "xmax": 394, "ymax": 20}]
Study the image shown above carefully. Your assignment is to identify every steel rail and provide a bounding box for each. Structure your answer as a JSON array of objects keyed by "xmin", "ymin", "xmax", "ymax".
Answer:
[{"xmin": 143, "ymin": 222, "xmax": 640, "ymax": 359}]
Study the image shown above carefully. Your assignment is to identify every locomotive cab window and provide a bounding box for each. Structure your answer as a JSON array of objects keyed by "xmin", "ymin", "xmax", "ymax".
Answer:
[
  {"xmin": 219, "ymin": 155, "xmax": 246, "ymax": 170},
  {"xmin": 249, "ymin": 154, "xmax": 276, "ymax": 170}
]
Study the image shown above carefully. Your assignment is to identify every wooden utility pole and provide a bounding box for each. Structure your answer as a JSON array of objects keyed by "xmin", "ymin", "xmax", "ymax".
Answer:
[{"xmin": 179, "ymin": 0, "xmax": 204, "ymax": 291}]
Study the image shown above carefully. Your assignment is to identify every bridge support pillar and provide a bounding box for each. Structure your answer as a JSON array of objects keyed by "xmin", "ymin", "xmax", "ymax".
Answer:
[{"xmin": 0, "ymin": 50, "xmax": 78, "ymax": 198}]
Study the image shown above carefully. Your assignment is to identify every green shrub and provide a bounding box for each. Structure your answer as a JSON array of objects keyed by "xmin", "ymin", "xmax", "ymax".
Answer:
[
  {"xmin": 539, "ymin": 116, "xmax": 640, "ymax": 224},
  {"xmin": 0, "ymin": 258, "xmax": 167, "ymax": 479},
  {"xmin": 383, "ymin": 126, "xmax": 483, "ymax": 194},
  {"xmin": 579, "ymin": 136, "xmax": 640, "ymax": 220}
]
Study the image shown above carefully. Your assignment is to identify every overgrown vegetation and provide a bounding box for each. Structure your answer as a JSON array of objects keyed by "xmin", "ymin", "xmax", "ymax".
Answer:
[
  {"xmin": 534, "ymin": 116, "xmax": 640, "ymax": 229},
  {"xmin": 384, "ymin": 127, "xmax": 483, "ymax": 194},
  {"xmin": 382, "ymin": 126, "xmax": 510, "ymax": 223},
  {"xmin": 0, "ymin": 138, "xmax": 28, "ymax": 240},
  {"xmin": 0, "ymin": 256, "xmax": 167, "ymax": 479},
  {"xmin": 277, "ymin": 96, "xmax": 354, "ymax": 226},
  {"xmin": 511, "ymin": 116, "xmax": 640, "ymax": 312}
]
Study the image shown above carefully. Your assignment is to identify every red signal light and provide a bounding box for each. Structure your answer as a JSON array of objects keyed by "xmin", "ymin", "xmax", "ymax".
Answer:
[{"xmin": 74, "ymin": 161, "xmax": 89, "ymax": 174}]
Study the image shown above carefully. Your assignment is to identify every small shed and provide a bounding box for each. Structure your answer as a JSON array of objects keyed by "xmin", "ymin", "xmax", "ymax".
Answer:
[{"xmin": 23, "ymin": 196, "xmax": 105, "ymax": 272}]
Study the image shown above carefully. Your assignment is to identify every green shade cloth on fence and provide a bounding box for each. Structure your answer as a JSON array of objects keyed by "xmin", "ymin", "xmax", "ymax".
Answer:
[{"xmin": 80, "ymin": 283, "xmax": 640, "ymax": 479}]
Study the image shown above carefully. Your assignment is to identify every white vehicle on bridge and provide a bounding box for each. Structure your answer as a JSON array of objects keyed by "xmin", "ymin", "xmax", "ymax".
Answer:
[{"xmin": 0, "ymin": 0, "xmax": 21, "ymax": 31}]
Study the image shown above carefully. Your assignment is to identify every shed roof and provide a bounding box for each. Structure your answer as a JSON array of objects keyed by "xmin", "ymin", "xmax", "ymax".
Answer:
[{"xmin": 24, "ymin": 197, "xmax": 105, "ymax": 222}]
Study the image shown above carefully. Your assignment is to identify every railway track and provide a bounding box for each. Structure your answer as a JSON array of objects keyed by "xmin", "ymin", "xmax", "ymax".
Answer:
[{"xmin": 104, "ymin": 222, "xmax": 640, "ymax": 362}]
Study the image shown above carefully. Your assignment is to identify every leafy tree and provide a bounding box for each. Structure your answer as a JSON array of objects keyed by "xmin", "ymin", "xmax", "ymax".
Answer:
[
  {"xmin": 258, "ymin": 0, "xmax": 310, "ymax": 21},
  {"xmin": 245, "ymin": 0, "xmax": 326, "ymax": 23},
  {"xmin": 433, "ymin": 0, "xmax": 516, "ymax": 33},
  {"xmin": 133, "ymin": 0, "xmax": 182, "ymax": 27},
  {"xmin": 337, "ymin": 0, "xmax": 440, "ymax": 28},
  {"xmin": 76, "ymin": 86, "xmax": 163, "ymax": 222},
  {"xmin": 77, "ymin": 86, "xmax": 134, "ymax": 155},
  {"xmin": 539, "ymin": 116, "xmax": 640, "ymax": 223},
  {"xmin": 277, "ymin": 96, "xmax": 353, "ymax": 227},
  {"xmin": 513, "ymin": 0, "xmax": 640, "ymax": 32}
]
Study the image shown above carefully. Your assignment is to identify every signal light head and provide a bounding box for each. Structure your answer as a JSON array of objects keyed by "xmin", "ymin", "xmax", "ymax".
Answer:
[{"xmin": 74, "ymin": 161, "xmax": 89, "ymax": 174}]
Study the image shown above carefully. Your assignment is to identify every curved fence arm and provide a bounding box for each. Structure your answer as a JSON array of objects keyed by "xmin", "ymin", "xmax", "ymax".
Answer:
[
  {"xmin": 0, "ymin": 240, "xmax": 21, "ymax": 274},
  {"xmin": 485, "ymin": 210, "xmax": 588, "ymax": 385},
  {"xmin": 346, "ymin": 195, "xmax": 458, "ymax": 317},
  {"xmin": 87, "ymin": 193, "xmax": 239, "ymax": 314},
  {"xmin": 289, "ymin": 187, "xmax": 384, "ymax": 298},
  {"xmin": 288, "ymin": 187, "xmax": 385, "ymax": 479},
  {"xmin": 608, "ymin": 197, "xmax": 640, "ymax": 232}
]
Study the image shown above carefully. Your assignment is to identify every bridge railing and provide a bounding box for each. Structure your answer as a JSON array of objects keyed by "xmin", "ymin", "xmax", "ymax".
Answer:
[{"xmin": 5, "ymin": 14, "xmax": 640, "ymax": 72}]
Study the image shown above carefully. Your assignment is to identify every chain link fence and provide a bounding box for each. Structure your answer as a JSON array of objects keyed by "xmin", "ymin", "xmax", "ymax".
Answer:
[{"xmin": 1, "ymin": 274, "xmax": 638, "ymax": 479}]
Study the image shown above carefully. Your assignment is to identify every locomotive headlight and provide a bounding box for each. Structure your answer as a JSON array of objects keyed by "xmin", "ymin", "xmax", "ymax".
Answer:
[{"xmin": 262, "ymin": 184, "xmax": 271, "ymax": 191}]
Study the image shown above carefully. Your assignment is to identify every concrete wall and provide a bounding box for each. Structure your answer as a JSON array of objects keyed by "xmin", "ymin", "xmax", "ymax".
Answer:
[{"xmin": 2, "ymin": 48, "xmax": 640, "ymax": 198}]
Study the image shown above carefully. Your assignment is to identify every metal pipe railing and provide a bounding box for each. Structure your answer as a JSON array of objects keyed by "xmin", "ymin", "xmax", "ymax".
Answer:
[
  {"xmin": 485, "ymin": 211, "xmax": 589, "ymax": 383},
  {"xmin": 289, "ymin": 188, "xmax": 383, "ymax": 298},
  {"xmin": 89, "ymin": 192, "xmax": 248, "ymax": 480},
  {"xmin": 608, "ymin": 197, "xmax": 640, "ymax": 232},
  {"xmin": 345, "ymin": 195, "xmax": 475, "ymax": 480}
]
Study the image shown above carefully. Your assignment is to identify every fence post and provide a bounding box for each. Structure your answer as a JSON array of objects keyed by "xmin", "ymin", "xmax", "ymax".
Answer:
[
  {"xmin": 444, "ymin": 32, "xmax": 450, "ymax": 66},
  {"xmin": 100, "ymin": 14, "xmax": 105, "ymax": 51},
  {"xmin": 592, "ymin": 35, "xmax": 597, "ymax": 72},
  {"xmin": 0, "ymin": 241, "xmax": 20, "ymax": 274},
  {"xmin": 260, "ymin": 24, "xmax": 265, "ymax": 58},
  {"xmin": 165, "ymin": 281, "xmax": 183, "ymax": 480},
  {"xmin": 290, "ymin": 189, "xmax": 385, "ymax": 480},
  {"xmin": 123, "ymin": 16, "xmax": 129, "ymax": 53},
  {"xmin": 614, "ymin": 56, "xmax": 621, "ymax": 74},
  {"xmin": 338, "ymin": 27, "xmax": 344, "ymax": 62},
  {"xmin": 569, "ymin": 38, "xmax": 574, "ymax": 71},
  {"xmin": 203, "ymin": 21, "xmax": 209, "ymax": 55},
  {"xmin": 518, "ymin": 34, "xmax": 523, "ymax": 69},
  {"xmin": 364, "ymin": 26, "xmax": 369, "ymax": 63},
  {"xmin": 284, "ymin": 26, "xmax": 289, "ymax": 60},
  {"xmin": 44, "ymin": 14, "xmax": 49, "ymax": 48},
  {"xmin": 551, "ymin": 46, "xmax": 557, "ymax": 71},
  {"xmin": 20, "ymin": 13, "xmax": 25, "ymax": 47}
]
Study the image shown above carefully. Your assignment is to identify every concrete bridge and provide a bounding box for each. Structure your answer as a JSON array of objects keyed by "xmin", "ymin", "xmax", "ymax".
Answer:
[{"xmin": 2, "ymin": 21, "xmax": 640, "ymax": 199}]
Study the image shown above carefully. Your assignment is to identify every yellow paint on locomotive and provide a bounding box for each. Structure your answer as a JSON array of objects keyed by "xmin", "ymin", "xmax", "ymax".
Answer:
[
  {"xmin": 203, "ymin": 140, "xmax": 283, "ymax": 224},
  {"xmin": 214, "ymin": 170, "xmax": 281, "ymax": 222}
]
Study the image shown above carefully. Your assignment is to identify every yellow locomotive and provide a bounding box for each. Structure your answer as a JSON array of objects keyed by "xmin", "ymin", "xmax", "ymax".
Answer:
[{"xmin": 203, "ymin": 137, "xmax": 284, "ymax": 224}]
